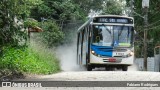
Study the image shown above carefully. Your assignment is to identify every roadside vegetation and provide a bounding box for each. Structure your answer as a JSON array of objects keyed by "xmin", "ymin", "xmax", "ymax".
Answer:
[{"xmin": 0, "ymin": 44, "xmax": 60, "ymax": 75}]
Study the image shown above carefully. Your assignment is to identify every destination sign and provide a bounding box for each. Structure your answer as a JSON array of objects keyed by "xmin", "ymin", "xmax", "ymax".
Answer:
[{"xmin": 93, "ymin": 17, "xmax": 133, "ymax": 24}]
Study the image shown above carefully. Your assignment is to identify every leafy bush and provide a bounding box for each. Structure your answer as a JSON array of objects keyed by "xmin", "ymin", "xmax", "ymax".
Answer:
[
  {"xmin": 0, "ymin": 0, "xmax": 42, "ymax": 47},
  {"xmin": 39, "ymin": 20, "xmax": 64, "ymax": 47},
  {"xmin": 24, "ymin": 18, "xmax": 39, "ymax": 28},
  {"xmin": 0, "ymin": 45, "xmax": 60, "ymax": 74}
]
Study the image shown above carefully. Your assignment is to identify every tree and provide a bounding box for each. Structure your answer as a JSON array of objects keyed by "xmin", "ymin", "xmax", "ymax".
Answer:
[
  {"xmin": 127, "ymin": 0, "xmax": 160, "ymax": 57},
  {"xmin": 72, "ymin": 0, "xmax": 104, "ymax": 15},
  {"xmin": 102, "ymin": 0, "xmax": 126, "ymax": 15},
  {"xmin": 0, "ymin": 0, "xmax": 42, "ymax": 47},
  {"xmin": 39, "ymin": 20, "xmax": 64, "ymax": 47},
  {"xmin": 72, "ymin": 0, "xmax": 126, "ymax": 15},
  {"xmin": 30, "ymin": 0, "xmax": 84, "ymax": 21}
]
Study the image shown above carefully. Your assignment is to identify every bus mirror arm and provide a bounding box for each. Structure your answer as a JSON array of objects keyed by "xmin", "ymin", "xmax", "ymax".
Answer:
[{"xmin": 96, "ymin": 36, "xmax": 100, "ymax": 43}]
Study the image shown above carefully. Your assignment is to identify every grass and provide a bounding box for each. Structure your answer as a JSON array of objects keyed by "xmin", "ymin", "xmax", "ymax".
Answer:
[{"xmin": 0, "ymin": 42, "xmax": 60, "ymax": 75}]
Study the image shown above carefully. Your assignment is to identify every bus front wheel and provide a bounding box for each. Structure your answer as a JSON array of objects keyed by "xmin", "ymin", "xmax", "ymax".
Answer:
[
  {"xmin": 122, "ymin": 66, "xmax": 128, "ymax": 71},
  {"xmin": 87, "ymin": 65, "xmax": 92, "ymax": 71}
]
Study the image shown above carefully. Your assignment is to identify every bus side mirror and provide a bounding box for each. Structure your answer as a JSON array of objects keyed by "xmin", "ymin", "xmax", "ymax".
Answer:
[{"xmin": 134, "ymin": 30, "xmax": 137, "ymax": 35}]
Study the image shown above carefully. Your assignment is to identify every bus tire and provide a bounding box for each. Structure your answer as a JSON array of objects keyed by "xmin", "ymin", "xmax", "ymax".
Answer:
[
  {"xmin": 105, "ymin": 67, "xmax": 111, "ymax": 71},
  {"xmin": 86, "ymin": 53, "xmax": 92, "ymax": 71},
  {"xmin": 122, "ymin": 66, "xmax": 128, "ymax": 71},
  {"xmin": 87, "ymin": 65, "xmax": 92, "ymax": 71}
]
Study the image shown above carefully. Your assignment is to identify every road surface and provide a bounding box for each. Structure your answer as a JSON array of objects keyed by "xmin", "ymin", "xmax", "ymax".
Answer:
[
  {"xmin": 15, "ymin": 46, "xmax": 160, "ymax": 90},
  {"xmin": 1, "ymin": 64, "xmax": 160, "ymax": 90},
  {"xmin": 6, "ymin": 69, "xmax": 160, "ymax": 90},
  {"xmin": 3, "ymin": 44, "xmax": 160, "ymax": 90}
]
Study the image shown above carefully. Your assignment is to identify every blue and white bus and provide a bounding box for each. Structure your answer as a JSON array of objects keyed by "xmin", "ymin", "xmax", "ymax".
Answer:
[{"xmin": 77, "ymin": 15, "xmax": 135, "ymax": 71}]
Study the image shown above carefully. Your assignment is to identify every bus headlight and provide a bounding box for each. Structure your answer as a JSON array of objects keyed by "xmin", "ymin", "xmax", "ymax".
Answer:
[
  {"xmin": 127, "ymin": 51, "xmax": 134, "ymax": 57},
  {"xmin": 129, "ymin": 51, "xmax": 134, "ymax": 56},
  {"xmin": 123, "ymin": 51, "xmax": 134, "ymax": 58},
  {"xmin": 91, "ymin": 50, "xmax": 100, "ymax": 57},
  {"xmin": 91, "ymin": 50, "xmax": 95, "ymax": 54}
]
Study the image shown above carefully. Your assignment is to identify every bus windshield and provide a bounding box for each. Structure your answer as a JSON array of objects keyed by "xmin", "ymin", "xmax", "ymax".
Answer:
[{"xmin": 92, "ymin": 25, "xmax": 133, "ymax": 47}]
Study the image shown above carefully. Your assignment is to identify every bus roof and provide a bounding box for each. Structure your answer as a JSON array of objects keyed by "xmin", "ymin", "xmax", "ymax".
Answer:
[
  {"xmin": 92, "ymin": 15, "xmax": 133, "ymax": 19},
  {"xmin": 77, "ymin": 15, "xmax": 134, "ymax": 33}
]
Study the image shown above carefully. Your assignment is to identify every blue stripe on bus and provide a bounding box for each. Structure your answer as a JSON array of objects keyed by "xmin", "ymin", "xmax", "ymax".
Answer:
[{"xmin": 91, "ymin": 44, "xmax": 113, "ymax": 57}]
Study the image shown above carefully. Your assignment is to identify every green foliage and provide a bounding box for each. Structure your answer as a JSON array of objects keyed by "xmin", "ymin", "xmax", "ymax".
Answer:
[
  {"xmin": 132, "ymin": 0, "xmax": 160, "ymax": 57},
  {"xmin": 147, "ymin": 1, "xmax": 160, "ymax": 45},
  {"xmin": 72, "ymin": 0, "xmax": 104, "ymax": 15},
  {"xmin": 102, "ymin": 0, "xmax": 125, "ymax": 15},
  {"xmin": 72, "ymin": 0, "xmax": 125, "ymax": 15},
  {"xmin": 39, "ymin": 20, "xmax": 64, "ymax": 47},
  {"xmin": 0, "ymin": 45, "xmax": 60, "ymax": 74},
  {"xmin": 31, "ymin": 0, "xmax": 84, "ymax": 21},
  {"xmin": 37, "ymin": 3, "xmax": 53, "ymax": 18},
  {"xmin": 59, "ymin": 0, "xmax": 83, "ymax": 20},
  {"xmin": 24, "ymin": 18, "xmax": 39, "ymax": 28},
  {"xmin": 0, "ymin": 0, "xmax": 42, "ymax": 46}
]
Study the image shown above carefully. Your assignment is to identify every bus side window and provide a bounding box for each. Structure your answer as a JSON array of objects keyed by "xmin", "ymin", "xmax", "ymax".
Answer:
[
  {"xmin": 77, "ymin": 33, "xmax": 80, "ymax": 64},
  {"xmin": 77, "ymin": 32, "xmax": 82, "ymax": 65}
]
